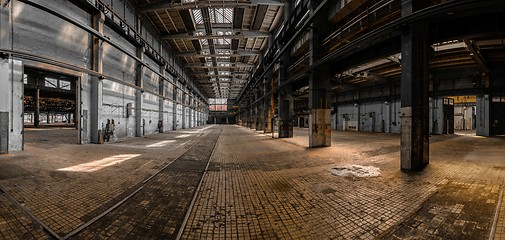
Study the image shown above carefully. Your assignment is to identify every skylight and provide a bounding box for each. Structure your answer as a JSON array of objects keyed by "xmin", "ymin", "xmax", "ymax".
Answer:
[
  {"xmin": 209, "ymin": 8, "xmax": 234, "ymax": 24},
  {"xmin": 215, "ymin": 38, "xmax": 231, "ymax": 45},
  {"xmin": 192, "ymin": 8, "xmax": 233, "ymax": 25},
  {"xmin": 192, "ymin": 9, "xmax": 203, "ymax": 24}
]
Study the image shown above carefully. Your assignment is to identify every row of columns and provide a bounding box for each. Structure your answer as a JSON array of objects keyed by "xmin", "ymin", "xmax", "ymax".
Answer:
[
  {"xmin": 90, "ymin": 12, "xmax": 206, "ymax": 143},
  {"xmin": 238, "ymin": 0, "xmax": 435, "ymax": 172}
]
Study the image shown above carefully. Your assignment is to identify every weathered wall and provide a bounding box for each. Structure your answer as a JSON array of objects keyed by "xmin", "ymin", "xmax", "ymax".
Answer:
[
  {"xmin": 102, "ymin": 80, "xmax": 136, "ymax": 138},
  {"xmin": 337, "ymin": 100, "xmax": 401, "ymax": 133},
  {"xmin": 0, "ymin": 0, "xmax": 206, "ymax": 151}
]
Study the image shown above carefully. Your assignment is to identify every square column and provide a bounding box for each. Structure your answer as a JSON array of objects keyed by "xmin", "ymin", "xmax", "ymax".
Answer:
[
  {"xmin": 400, "ymin": 0, "xmax": 430, "ymax": 171},
  {"xmin": 159, "ymin": 64, "xmax": 166, "ymax": 133},
  {"xmin": 90, "ymin": 13, "xmax": 105, "ymax": 143},
  {"xmin": 278, "ymin": 90, "xmax": 293, "ymax": 138},
  {"xmin": 256, "ymin": 100, "xmax": 264, "ymax": 131},
  {"xmin": 173, "ymin": 85, "xmax": 178, "ymax": 130},
  {"xmin": 188, "ymin": 95, "xmax": 192, "ymax": 128},
  {"xmin": 181, "ymin": 92, "xmax": 186, "ymax": 129},
  {"xmin": 309, "ymin": 65, "xmax": 332, "ymax": 147},
  {"xmin": 135, "ymin": 47, "xmax": 145, "ymax": 137},
  {"xmin": 308, "ymin": 5, "xmax": 331, "ymax": 147},
  {"xmin": 264, "ymin": 77, "xmax": 273, "ymax": 133}
]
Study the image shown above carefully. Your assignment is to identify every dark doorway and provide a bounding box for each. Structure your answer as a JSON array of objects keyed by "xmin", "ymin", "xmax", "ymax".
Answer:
[{"xmin": 23, "ymin": 68, "xmax": 79, "ymax": 144}]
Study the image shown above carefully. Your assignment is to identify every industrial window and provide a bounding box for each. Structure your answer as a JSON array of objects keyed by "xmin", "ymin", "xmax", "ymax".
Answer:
[
  {"xmin": 209, "ymin": 98, "xmax": 228, "ymax": 111},
  {"xmin": 60, "ymin": 80, "xmax": 71, "ymax": 90},
  {"xmin": 45, "ymin": 77, "xmax": 58, "ymax": 88}
]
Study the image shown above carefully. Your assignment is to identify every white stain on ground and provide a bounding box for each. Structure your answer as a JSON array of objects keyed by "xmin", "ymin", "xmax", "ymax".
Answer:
[{"xmin": 329, "ymin": 165, "xmax": 381, "ymax": 178}]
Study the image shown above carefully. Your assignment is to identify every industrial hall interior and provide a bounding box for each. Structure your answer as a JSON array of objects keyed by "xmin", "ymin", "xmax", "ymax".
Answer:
[{"xmin": 1, "ymin": 0, "xmax": 505, "ymax": 239}]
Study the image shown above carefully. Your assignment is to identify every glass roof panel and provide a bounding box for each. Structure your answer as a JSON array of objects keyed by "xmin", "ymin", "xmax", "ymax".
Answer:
[{"xmin": 192, "ymin": 9, "xmax": 203, "ymax": 24}]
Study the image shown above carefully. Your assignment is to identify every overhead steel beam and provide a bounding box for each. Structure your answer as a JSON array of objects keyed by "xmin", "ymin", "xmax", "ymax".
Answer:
[
  {"xmin": 194, "ymin": 75, "xmax": 250, "ymax": 79},
  {"xmin": 185, "ymin": 63, "xmax": 255, "ymax": 68},
  {"xmin": 162, "ymin": 30, "xmax": 269, "ymax": 40},
  {"xmin": 140, "ymin": 0, "xmax": 284, "ymax": 13},
  {"xmin": 234, "ymin": 8, "xmax": 245, "ymax": 29},
  {"xmin": 252, "ymin": 5, "xmax": 269, "ymax": 31},
  {"xmin": 179, "ymin": 9, "xmax": 196, "ymax": 31},
  {"xmin": 464, "ymin": 39, "xmax": 488, "ymax": 71},
  {"xmin": 176, "ymin": 50, "xmax": 260, "ymax": 58},
  {"xmin": 192, "ymin": 71, "xmax": 251, "ymax": 75}
]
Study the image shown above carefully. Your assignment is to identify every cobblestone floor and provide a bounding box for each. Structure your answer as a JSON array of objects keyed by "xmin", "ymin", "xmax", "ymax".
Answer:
[{"xmin": 0, "ymin": 125, "xmax": 504, "ymax": 239}]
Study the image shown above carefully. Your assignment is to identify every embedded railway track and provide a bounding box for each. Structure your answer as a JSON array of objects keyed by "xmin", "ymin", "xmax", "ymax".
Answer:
[{"xmin": 0, "ymin": 126, "xmax": 223, "ymax": 240}]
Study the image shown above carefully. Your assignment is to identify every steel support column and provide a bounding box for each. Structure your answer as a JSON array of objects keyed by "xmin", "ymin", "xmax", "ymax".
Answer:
[
  {"xmin": 308, "ymin": 5, "xmax": 331, "ymax": 147},
  {"xmin": 90, "ymin": 12, "xmax": 105, "ymax": 144},
  {"xmin": 182, "ymin": 92, "xmax": 186, "ymax": 129},
  {"xmin": 251, "ymin": 90, "xmax": 258, "ymax": 129},
  {"xmin": 135, "ymin": 47, "xmax": 144, "ymax": 137},
  {"xmin": 188, "ymin": 95, "xmax": 192, "ymax": 128},
  {"xmin": 264, "ymin": 76, "xmax": 274, "ymax": 133},
  {"xmin": 400, "ymin": 0, "xmax": 430, "ymax": 171},
  {"xmin": 173, "ymin": 85, "xmax": 178, "ymax": 130},
  {"xmin": 34, "ymin": 88, "xmax": 40, "ymax": 128},
  {"xmin": 159, "ymin": 64, "xmax": 166, "ymax": 133},
  {"xmin": 256, "ymin": 89, "xmax": 264, "ymax": 131}
]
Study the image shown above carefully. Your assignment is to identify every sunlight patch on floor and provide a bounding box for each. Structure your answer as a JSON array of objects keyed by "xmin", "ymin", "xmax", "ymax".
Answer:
[{"xmin": 58, "ymin": 154, "xmax": 141, "ymax": 172}]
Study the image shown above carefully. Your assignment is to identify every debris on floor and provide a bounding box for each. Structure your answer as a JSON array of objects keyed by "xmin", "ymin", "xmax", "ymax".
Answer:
[{"xmin": 329, "ymin": 165, "xmax": 381, "ymax": 177}]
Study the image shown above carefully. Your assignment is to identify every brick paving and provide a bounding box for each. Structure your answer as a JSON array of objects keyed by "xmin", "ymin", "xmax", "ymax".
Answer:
[
  {"xmin": 0, "ymin": 125, "xmax": 503, "ymax": 239},
  {"xmin": 0, "ymin": 192, "xmax": 52, "ymax": 240},
  {"xmin": 0, "ymin": 126, "xmax": 212, "ymax": 239},
  {"xmin": 75, "ymin": 127, "xmax": 221, "ymax": 239},
  {"xmin": 182, "ymin": 126, "xmax": 505, "ymax": 239}
]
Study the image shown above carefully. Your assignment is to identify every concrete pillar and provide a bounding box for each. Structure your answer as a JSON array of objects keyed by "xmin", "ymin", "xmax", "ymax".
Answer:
[
  {"xmin": 0, "ymin": 2, "xmax": 23, "ymax": 152},
  {"xmin": 308, "ymin": 8, "xmax": 331, "ymax": 147},
  {"xmin": 182, "ymin": 91, "xmax": 186, "ymax": 129},
  {"xmin": 251, "ymin": 90, "xmax": 258, "ymax": 129},
  {"xmin": 264, "ymin": 77, "xmax": 273, "ymax": 133},
  {"xmin": 400, "ymin": 0, "xmax": 430, "ymax": 171},
  {"xmin": 159, "ymin": 64, "xmax": 166, "ymax": 133},
  {"xmin": 188, "ymin": 95, "xmax": 192, "ymax": 128},
  {"xmin": 278, "ymin": 89, "xmax": 293, "ymax": 138},
  {"xmin": 256, "ymin": 94, "xmax": 264, "ymax": 131},
  {"xmin": 90, "ymin": 12, "xmax": 105, "ymax": 144},
  {"xmin": 135, "ymin": 47, "xmax": 145, "ymax": 137},
  {"xmin": 173, "ymin": 85, "xmax": 178, "ymax": 130},
  {"xmin": 34, "ymin": 88, "xmax": 40, "ymax": 127}
]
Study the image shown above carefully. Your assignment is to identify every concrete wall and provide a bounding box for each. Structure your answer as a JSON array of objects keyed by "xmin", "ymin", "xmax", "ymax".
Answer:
[
  {"xmin": 0, "ymin": 0, "xmax": 206, "ymax": 151},
  {"xmin": 102, "ymin": 80, "xmax": 136, "ymax": 138},
  {"xmin": 336, "ymin": 100, "xmax": 401, "ymax": 133}
]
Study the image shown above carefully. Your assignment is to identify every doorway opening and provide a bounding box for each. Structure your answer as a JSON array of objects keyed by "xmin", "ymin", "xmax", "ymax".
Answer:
[
  {"xmin": 446, "ymin": 95, "xmax": 477, "ymax": 135},
  {"xmin": 23, "ymin": 68, "xmax": 79, "ymax": 145}
]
